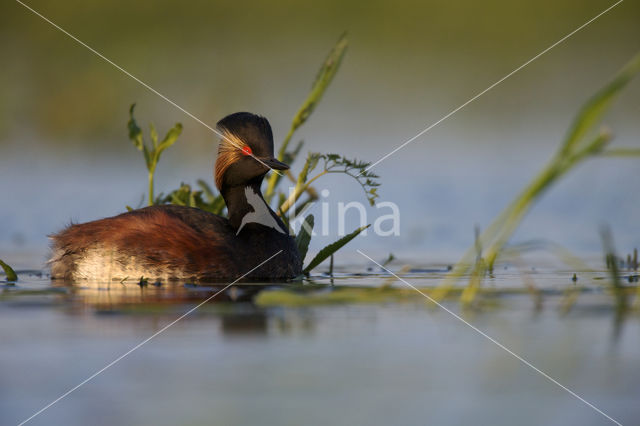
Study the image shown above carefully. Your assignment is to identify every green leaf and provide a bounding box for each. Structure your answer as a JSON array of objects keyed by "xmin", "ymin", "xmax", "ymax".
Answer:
[
  {"xmin": 149, "ymin": 122, "xmax": 159, "ymax": 148},
  {"xmin": 155, "ymin": 180, "xmax": 227, "ymax": 215},
  {"xmin": 432, "ymin": 51, "xmax": 640, "ymax": 303},
  {"xmin": 128, "ymin": 103, "xmax": 144, "ymax": 151},
  {"xmin": 166, "ymin": 183, "xmax": 192, "ymax": 206},
  {"xmin": 382, "ymin": 253, "xmax": 395, "ymax": 267},
  {"xmin": 157, "ymin": 123, "xmax": 183, "ymax": 153},
  {"xmin": 292, "ymin": 33, "xmax": 347, "ymax": 130},
  {"xmin": 560, "ymin": 52, "xmax": 640, "ymax": 156},
  {"xmin": 277, "ymin": 33, "xmax": 348, "ymax": 159},
  {"xmin": 299, "ymin": 153, "xmax": 320, "ymax": 185},
  {"xmin": 297, "ymin": 32, "xmax": 348, "ymax": 127},
  {"xmin": 295, "ymin": 215, "xmax": 314, "ymax": 262},
  {"xmin": 143, "ymin": 145, "xmax": 151, "ymax": 169},
  {"xmin": 208, "ymin": 195, "xmax": 226, "ymax": 215},
  {"xmin": 303, "ymin": 224, "xmax": 370, "ymax": 274},
  {"xmin": 265, "ymin": 34, "xmax": 348, "ymax": 200},
  {"xmin": 0, "ymin": 259, "xmax": 18, "ymax": 282},
  {"xmin": 196, "ymin": 180, "xmax": 226, "ymax": 214},
  {"xmin": 197, "ymin": 179, "xmax": 216, "ymax": 201},
  {"xmin": 321, "ymin": 153, "xmax": 380, "ymax": 205}
]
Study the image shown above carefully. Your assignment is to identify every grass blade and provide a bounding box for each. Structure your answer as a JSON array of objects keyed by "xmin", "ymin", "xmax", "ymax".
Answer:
[
  {"xmin": 0, "ymin": 259, "xmax": 18, "ymax": 282},
  {"xmin": 266, "ymin": 33, "xmax": 348, "ymax": 199},
  {"xmin": 286, "ymin": 32, "xmax": 348, "ymax": 142},
  {"xmin": 295, "ymin": 215, "xmax": 314, "ymax": 263},
  {"xmin": 127, "ymin": 103, "xmax": 144, "ymax": 151},
  {"xmin": 433, "ymin": 51, "xmax": 640, "ymax": 303},
  {"xmin": 560, "ymin": 52, "xmax": 640, "ymax": 156}
]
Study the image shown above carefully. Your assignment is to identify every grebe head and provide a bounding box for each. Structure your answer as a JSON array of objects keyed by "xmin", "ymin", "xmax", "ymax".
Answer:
[{"xmin": 214, "ymin": 112, "xmax": 289, "ymax": 190}]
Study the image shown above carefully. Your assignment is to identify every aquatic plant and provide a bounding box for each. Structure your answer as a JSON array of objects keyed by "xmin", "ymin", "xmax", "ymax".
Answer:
[
  {"xmin": 278, "ymin": 153, "xmax": 379, "ymax": 216},
  {"xmin": 0, "ymin": 258, "xmax": 18, "ymax": 282},
  {"xmin": 295, "ymin": 215, "xmax": 314, "ymax": 262},
  {"xmin": 126, "ymin": 34, "xmax": 379, "ymax": 273},
  {"xmin": 155, "ymin": 180, "xmax": 226, "ymax": 215},
  {"xmin": 128, "ymin": 104, "xmax": 183, "ymax": 206},
  {"xmin": 431, "ymin": 52, "xmax": 640, "ymax": 306},
  {"xmin": 302, "ymin": 223, "xmax": 370, "ymax": 274},
  {"xmin": 600, "ymin": 226, "xmax": 628, "ymax": 310},
  {"xmin": 264, "ymin": 33, "xmax": 349, "ymax": 202}
]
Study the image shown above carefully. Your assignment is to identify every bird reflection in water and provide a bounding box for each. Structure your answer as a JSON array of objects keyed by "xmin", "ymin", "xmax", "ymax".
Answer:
[{"xmin": 49, "ymin": 280, "xmax": 314, "ymax": 336}]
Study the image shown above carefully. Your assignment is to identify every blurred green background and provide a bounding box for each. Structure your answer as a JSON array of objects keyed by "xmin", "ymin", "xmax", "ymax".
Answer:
[{"xmin": 1, "ymin": 0, "xmax": 639, "ymax": 262}]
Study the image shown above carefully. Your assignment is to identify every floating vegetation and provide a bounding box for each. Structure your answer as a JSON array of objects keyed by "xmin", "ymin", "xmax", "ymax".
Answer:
[
  {"xmin": 255, "ymin": 285, "xmax": 449, "ymax": 307},
  {"xmin": 253, "ymin": 281, "xmax": 564, "ymax": 308}
]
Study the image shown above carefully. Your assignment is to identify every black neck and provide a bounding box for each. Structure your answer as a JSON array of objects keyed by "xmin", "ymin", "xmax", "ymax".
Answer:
[{"xmin": 221, "ymin": 177, "xmax": 286, "ymax": 233}]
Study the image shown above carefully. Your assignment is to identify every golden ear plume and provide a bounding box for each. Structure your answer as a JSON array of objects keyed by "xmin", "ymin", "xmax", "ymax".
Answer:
[{"xmin": 214, "ymin": 129, "xmax": 245, "ymax": 190}]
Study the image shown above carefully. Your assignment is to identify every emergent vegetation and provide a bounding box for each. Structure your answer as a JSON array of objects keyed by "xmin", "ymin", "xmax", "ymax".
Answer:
[
  {"xmin": 127, "ymin": 34, "xmax": 379, "ymax": 274},
  {"xmin": 430, "ymin": 51, "xmax": 640, "ymax": 306}
]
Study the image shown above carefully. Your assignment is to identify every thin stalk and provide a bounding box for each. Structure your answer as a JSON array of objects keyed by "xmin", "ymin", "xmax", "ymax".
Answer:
[
  {"xmin": 279, "ymin": 170, "xmax": 327, "ymax": 215},
  {"xmin": 285, "ymin": 169, "xmax": 319, "ymax": 200},
  {"xmin": 148, "ymin": 169, "xmax": 155, "ymax": 206},
  {"xmin": 483, "ymin": 134, "xmax": 608, "ymax": 273},
  {"xmin": 433, "ymin": 133, "xmax": 608, "ymax": 303},
  {"xmin": 483, "ymin": 163, "xmax": 562, "ymax": 268},
  {"xmin": 510, "ymin": 253, "xmax": 543, "ymax": 311},
  {"xmin": 459, "ymin": 260, "xmax": 487, "ymax": 306},
  {"xmin": 265, "ymin": 128, "xmax": 295, "ymax": 199},
  {"xmin": 430, "ymin": 162, "xmax": 557, "ymax": 301},
  {"xmin": 277, "ymin": 128, "xmax": 296, "ymax": 162}
]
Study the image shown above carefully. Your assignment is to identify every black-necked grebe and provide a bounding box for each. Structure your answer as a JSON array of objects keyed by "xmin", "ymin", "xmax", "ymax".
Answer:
[{"xmin": 50, "ymin": 112, "xmax": 301, "ymax": 281}]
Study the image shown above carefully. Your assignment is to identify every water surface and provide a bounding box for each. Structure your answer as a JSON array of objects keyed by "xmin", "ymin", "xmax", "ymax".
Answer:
[{"xmin": 2, "ymin": 263, "xmax": 639, "ymax": 426}]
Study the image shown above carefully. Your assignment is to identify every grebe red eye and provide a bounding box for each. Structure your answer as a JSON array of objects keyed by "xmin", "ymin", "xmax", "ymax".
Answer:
[{"xmin": 241, "ymin": 146, "xmax": 252, "ymax": 156}]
